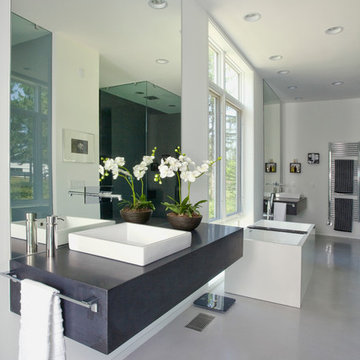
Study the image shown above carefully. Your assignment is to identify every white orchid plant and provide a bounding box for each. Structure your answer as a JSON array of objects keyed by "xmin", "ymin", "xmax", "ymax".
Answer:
[
  {"xmin": 99, "ymin": 147, "xmax": 157, "ymax": 211},
  {"xmin": 154, "ymin": 146, "xmax": 221, "ymax": 217}
]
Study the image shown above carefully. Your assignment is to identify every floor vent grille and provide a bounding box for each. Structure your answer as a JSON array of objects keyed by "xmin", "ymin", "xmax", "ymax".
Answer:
[{"xmin": 185, "ymin": 313, "xmax": 215, "ymax": 332}]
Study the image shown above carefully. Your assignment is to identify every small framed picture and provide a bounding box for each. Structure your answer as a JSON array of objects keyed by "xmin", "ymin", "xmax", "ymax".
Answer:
[
  {"xmin": 63, "ymin": 129, "xmax": 95, "ymax": 163},
  {"xmin": 290, "ymin": 162, "xmax": 301, "ymax": 173},
  {"xmin": 265, "ymin": 162, "xmax": 277, "ymax": 173},
  {"xmin": 307, "ymin": 153, "xmax": 320, "ymax": 164}
]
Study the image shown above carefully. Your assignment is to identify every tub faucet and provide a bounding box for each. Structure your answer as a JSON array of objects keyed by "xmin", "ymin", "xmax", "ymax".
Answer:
[{"xmin": 266, "ymin": 192, "xmax": 275, "ymax": 220}]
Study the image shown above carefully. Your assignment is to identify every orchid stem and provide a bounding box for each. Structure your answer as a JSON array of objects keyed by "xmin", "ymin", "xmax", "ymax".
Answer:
[{"xmin": 176, "ymin": 171, "xmax": 182, "ymax": 202}]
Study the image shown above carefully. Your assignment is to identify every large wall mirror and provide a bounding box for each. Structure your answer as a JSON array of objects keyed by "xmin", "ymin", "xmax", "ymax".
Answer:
[
  {"xmin": 10, "ymin": 0, "xmax": 181, "ymax": 255},
  {"xmin": 263, "ymin": 81, "xmax": 281, "ymax": 195}
]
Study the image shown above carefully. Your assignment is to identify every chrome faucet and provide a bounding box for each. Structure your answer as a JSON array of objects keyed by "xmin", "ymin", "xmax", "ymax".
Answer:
[
  {"xmin": 25, "ymin": 212, "xmax": 38, "ymax": 254},
  {"xmin": 266, "ymin": 192, "xmax": 275, "ymax": 220},
  {"xmin": 68, "ymin": 186, "xmax": 122, "ymax": 204},
  {"xmin": 46, "ymin": 215, "xmax": 64, "ymax": 257}
]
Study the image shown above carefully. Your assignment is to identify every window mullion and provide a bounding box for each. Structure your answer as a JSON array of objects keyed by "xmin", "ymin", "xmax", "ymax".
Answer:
[{"xmin": 220, "ymin": 94, "xmax": 226, "ymax": 218}]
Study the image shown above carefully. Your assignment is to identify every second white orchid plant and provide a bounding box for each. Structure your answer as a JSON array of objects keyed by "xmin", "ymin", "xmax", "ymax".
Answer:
[
  {"xmin": 154, "ymin": 146, "xmax": 221, "ymax": 217},
  {"xmin": 99, "ymin": 147, "xmax": 157, "ymax": 211}
]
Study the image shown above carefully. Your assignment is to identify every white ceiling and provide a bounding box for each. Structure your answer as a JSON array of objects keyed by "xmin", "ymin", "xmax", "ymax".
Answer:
[
  {"xmin": 198, "ymin": 0, "xmax": 360, "ymax": 103},
  {"xmin": 11, "ymin": 0, "xmax": 181, "ymax": 96},
  {"xmin": 11, "ymin": 0, "xmax": 360, "ymax": 103}
]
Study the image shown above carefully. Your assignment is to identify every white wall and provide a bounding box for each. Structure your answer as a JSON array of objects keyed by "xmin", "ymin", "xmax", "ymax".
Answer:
[
  {"xmin": 282, "ymin": 98, "xmax": 360, "ymax": 237},
  {"xmin": 264, "ymin": 102, "xmax": 281, "ymax": 193},
  {"xmin": 181, "ymin": 0, "xmax": 209, "ymax": 220},
  {"xmin": 253, "ymin": 73, "xmax": 264, "ymax": 221},
  {"xmin": 52, "ymin": 33, "xmax": 100, "ymax": 218}
]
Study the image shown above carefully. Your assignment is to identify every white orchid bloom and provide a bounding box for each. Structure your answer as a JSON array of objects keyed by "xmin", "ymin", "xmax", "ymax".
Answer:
[
  {"xmin": 198, "ymin": 163, "xmax": 209, "ymax": 173},
  {"xmin": 142, "ymin": 155, "xmax": 154, "ymax": 165},
  {"xmin": 159, "ymin": 163, "xmax": 175, "ymax": 178},
  {"xmin": 133, "ymin": 164, "xmax": 146, "ymax": 180},
  {"xmin": 179, "ymin": 162, "xmax": 188, "ymax": 172},
  {"xmin": 99, "ymin": 165, "xmax": 104, "ymax": 176},
  {"xmin": 114, "ymin": 157, "xmax": 125, "ymax": 167},
  {"xmin": 112, "ymin": 167, "xmax": 119, "ymax": 180},
  {"xmin": 104, "ymin": 158, "xmax": 115, "ymax": 171},
  {"xmin": 139, "ymin": 161, "xmax": 148, "ymax": 169},
  {"xmin": 166, "ymin": 157, "xmax": 180, "ymax": 171},
  {"xmin": 180, "ymin": 171, "xmax": 196, "ymax": 183}
]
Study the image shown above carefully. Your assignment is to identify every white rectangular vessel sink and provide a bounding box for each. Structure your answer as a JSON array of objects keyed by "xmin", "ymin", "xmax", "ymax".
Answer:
[
  {"xmin": 68, "ymin": 223, "xmax": 192, "ymax": 266},
  {"xmin": 11, "ymin": 216, "xmax": 115, "ymax": 247}
]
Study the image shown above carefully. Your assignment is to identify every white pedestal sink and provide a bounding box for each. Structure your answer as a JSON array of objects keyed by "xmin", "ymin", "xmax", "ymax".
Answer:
[
  {"xmin": 68, "ymin": 223, "xmax": 192, "ymax": 266},
  {"xmin": 11, "ymin": 216, "xmax": 115, "ymax": 247}
]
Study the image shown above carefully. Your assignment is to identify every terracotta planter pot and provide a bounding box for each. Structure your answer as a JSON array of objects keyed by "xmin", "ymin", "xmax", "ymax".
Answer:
[
  {"xmin": 120, "ymin": 208, "xmax": 152, "ymax": 224},
  {"xmin": 166, "ymin": 212, "xmax": 202, "ymax": 231}
]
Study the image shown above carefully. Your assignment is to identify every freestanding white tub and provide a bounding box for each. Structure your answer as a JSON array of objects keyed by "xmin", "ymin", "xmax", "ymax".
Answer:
[{"xmin": 225, "ymin": 220, "xmax": 315, "ymax": 308}]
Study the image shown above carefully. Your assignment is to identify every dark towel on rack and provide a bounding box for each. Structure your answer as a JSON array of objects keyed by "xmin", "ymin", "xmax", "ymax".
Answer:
[
  {"xmin": 335, "ymin": 159, "xmax": 354, "ymax": 193},
  {"xmin": 334, "ymin": 198, "xmax": 353, "ymax": 232}
]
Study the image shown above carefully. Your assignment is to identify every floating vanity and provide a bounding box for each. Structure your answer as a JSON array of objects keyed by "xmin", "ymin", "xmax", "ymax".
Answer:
[
  {"xmin": 225, "ymin": 220, "xmax": 315, "ymax": 308},
  {"xmin": 10, "ymin": 222, "xmax": 243, "ymax": 354}
]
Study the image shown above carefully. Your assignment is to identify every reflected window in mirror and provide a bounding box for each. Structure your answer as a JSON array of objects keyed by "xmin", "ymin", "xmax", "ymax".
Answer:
[{"xmin": 10, "ymin": 14, "xmax": 52, "ymax": 221}]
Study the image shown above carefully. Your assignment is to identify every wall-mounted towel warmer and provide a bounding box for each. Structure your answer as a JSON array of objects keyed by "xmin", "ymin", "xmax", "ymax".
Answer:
[
  {"xmin": 0, "ymin": 271, "xmax": 98, "ymax": 312},
  {"xmin": 328, "ymin": 142, "xmax": 360, "ymax": 227}
]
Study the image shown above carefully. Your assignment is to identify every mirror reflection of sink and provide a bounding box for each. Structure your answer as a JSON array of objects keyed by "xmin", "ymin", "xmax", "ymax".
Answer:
[
  {"xmin": 11, "ymin": 216, "xmax": 116, "ymax": 246},
  {"xmin": 68, "ymin": 223, "xmax": 192, "ymax": 266}
]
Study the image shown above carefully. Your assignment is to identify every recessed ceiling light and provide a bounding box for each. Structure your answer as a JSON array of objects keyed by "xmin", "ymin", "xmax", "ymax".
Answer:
[
  {"xmin": 269, "ymin": 55, "xmax": 283, "ymax": 61},
  {"xmin": 331, "ymin": 81, "xmax": 344, "ymax": 86},
  {"xmin": 244, "ymin": 13, "xmax": 262, "ymax": 22},
  {"xmin": 277, "ymin": 70, "xmax": 290, "ymax": 75},
  {"xmin": 23, "ymin": 67, "xmax": 30, "ymax": 71},
  {"xmin": 325, "ymin": 26, "xmax": 344, "ymax": 35},
  {"xmin": 295, "ymin": 97, "xmax": 303, "ymax": 101},
  {"xmin": 148, "ymin": 0, "xmax": 167, "ymax": 9},
  {"xmin": 168, "ymin": 104, "xmax": 176, "ymax": 107},
  {"xmin": 135, "ymin": 91, "xmax": 144, "ymax": 95},
  {"xmin": 288, "ymin": 85, "xmax": 297, "ymax": 90},
  {"xmin": 156, "ymin": 58, "xmax": 169, "ymax": 64}
]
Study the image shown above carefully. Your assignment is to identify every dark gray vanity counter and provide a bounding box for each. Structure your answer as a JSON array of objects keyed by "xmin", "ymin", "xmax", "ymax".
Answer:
[{"xmin": 10, "ymin": 222, "xmax": 243, "ymax": 354}]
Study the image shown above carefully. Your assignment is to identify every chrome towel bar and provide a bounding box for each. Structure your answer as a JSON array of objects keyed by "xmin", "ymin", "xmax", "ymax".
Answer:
[{"xmin": 0, "ymin": 271, "xmax": 98, "ymax": 313}]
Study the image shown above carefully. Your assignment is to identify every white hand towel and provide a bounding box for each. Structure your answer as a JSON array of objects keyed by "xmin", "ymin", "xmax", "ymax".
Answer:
[
  {"xmin": 274, "ymin": 202, "xmax": 287, "ymax": 221},
  {"xmin": 18, "ymin": 279, "xmax": 66, "ymax": 360}
]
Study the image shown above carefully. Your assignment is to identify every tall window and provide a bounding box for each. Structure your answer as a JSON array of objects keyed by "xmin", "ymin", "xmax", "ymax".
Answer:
[
  {"xmin": 208, "ymin": 92, "xmax": 219, "ymax": 219},
  {"xmin": 208, "ymin": 36, "xmax": 243, "ymax": 220}
]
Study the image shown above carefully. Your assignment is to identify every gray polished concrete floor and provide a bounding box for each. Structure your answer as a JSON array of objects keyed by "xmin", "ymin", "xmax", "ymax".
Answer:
[{"xmin": 125, "ymin": 235, "xmax": 360, "ymax": 360}]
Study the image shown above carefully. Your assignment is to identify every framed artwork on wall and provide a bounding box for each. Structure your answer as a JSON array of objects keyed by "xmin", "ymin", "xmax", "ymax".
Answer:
[
  {"xmin": 265, "ymin": 162, "xmax": 277, "ymax": 173},
  {"xmin": 290, "ymin": 162, "xmax": 301, "ymax": 173},
  {"xmin": 307, "ymin": 153, "xmax": 320, "ymax": 164},
  {"xmin": 63, "ymin": 129, "xmax": 95, "ymax": 163}
]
